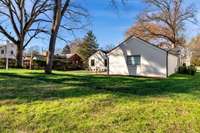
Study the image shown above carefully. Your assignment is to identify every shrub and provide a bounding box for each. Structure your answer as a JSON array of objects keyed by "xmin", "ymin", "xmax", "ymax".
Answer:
[
  {"xmin": 178, "ymin": 64, "xmax": 197, "ymax": 75},
  {"xmin": 53, "ymin": 59, "xmax": 67, "ymax": 71},
  {"xmin": 191, "ymin": 57, "xmax": 200, "ymax": 66},
  {"xmin": 178, "ymin": 64, "xmax": 187, "ymax": 74},
  {"xmin": 0, "ymin": 59, "xmax": 17, "ymax": 68},
  {"xmin": 188, "ymin": 65, "xmax": 197, "ymax": 75},
  {"xmin": 33, "ymin": 60, "xmax": 46, "ymax": 69}
]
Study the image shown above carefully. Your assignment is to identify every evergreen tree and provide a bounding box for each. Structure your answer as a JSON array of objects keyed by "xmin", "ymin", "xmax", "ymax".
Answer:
[
  {"xmin": 78, "ymin": 31, "xmax": 98, "ymax": 67},
  {"xmin": 62, "ymin": 45, "xmax": 71, "ymax": 54}
]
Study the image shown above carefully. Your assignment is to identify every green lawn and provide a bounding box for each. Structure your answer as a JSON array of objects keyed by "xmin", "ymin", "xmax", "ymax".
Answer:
[{"xmin": 1, "ymin": 69, "xmax": 200, "ymax": 133}]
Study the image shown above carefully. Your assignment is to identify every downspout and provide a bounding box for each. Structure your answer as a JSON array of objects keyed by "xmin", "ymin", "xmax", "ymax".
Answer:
[
  {"xmin": 5, "ymin": 45, "xmax": 8, "ymax": 70},
  {"xmin": 166, "ymin": 51, "xmax": 169, "ymax": 78},
  {"xmin": 107, "ymin": 54, "xmax": 109, "ymax": 75}
]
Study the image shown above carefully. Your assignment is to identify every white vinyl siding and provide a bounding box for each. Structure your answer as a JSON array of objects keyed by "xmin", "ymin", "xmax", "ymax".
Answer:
[
  {"xmin": 88, "ymin": 51, "xmax": 108, "ymax": 72},
  {"xmin": 0, "ymin": 43, "xmax": 17, "ymax": 59},
  {"xmin": 168, "ymin": 54, "xmax": 178, "ymax": 76},
  {"xmin": 108, "ymin": 37, "xmax": 167, "ymax": 78}
]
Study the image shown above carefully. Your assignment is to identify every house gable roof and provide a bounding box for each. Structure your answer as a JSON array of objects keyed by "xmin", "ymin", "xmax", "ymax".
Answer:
[
  {"xmin": 107, "ymin": 35, "xmax": 178, "ymax": 56},
  {"xmin": 66, "ymin": 53, "xmax": 82, "ymax": 59},
  {"xmin": 108, "ymin": 35, "xmax": 166, "ymax": 54},
  {"xmin": 88, "ymin": 50, "xmax": 107, "ymax": 59},
  {"xmin": 0, "ymin": 43, "xmax": 16, "ymax": 49},
  {"xmin": 97, "ymin": 49, "xmax": 107, "ymax": 54}
]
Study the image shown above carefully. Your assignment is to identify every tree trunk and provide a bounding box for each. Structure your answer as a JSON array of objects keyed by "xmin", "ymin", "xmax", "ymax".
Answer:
[
  {"xmin": 45, "ymin": 20, "xmax": 61, "ymax": 74},
  {"xmin": 16, "ymin": 42, "xmax": 23, "ymax": 68},
  {"xmin": 45, "ymin": 31, "xmax": 58, "ymax": 74},
  {"xmin": 45, "ymin": 0, "xmax": 70, "ymax": 74}
]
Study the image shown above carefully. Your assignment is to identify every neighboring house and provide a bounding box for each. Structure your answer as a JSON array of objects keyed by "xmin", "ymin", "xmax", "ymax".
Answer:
[
  {"xmin": 0, "ymin": 42, "xmax": 17, "ymax": 59},
  {"xmin": 23, "ymin": 54, "xmax": 46, "ymax": 69},
  {"xmin": 89, "ymin": 36, "xmax": 185, "ymax": 78},
  {"xmin": 158, "ymin": 43, "xmax": 192, "ymax": 66},
  {"xmin": 66, "ymin": 54, "xmax": 82, "ymax": 65},
  {"xmin": 65, "ymin": 54, "xmax": 83, "ymax": 69},
  {"xmin": 23, "ymin": 55, "xmax": 46, "ymax": 61},
  {"xmin": 88, "ymin": 50, "xmax": 108, "ymax": 72},
  {"xmin": 169, "ymin": 46, "xmax": 192, "ymax": 66},
  {"xmin": 23, "ymin": 52, "xmax": 83, "ymax": 70},
  {"xmin": 52, "ymin": 53, "xmax": 83, "ymax": 70}
]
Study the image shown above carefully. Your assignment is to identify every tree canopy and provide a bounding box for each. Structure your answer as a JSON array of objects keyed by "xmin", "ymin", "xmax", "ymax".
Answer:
[{"xmin": 127, "ymin": 0, "xmax": 196, "ymax": 48}]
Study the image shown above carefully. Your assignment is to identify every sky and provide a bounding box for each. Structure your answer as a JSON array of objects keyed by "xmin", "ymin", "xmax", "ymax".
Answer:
[
  {"xmin": 65, "ymin": 0, "xmax": 200, "ymax": 50},
  {"xmin": 35, "ymin": 0, "xmax": 146, "ymax": 51},
  {"xmin": 82, "ymin": 0, "xmax": 145, "ymax": 49},
  {"xmin": 2, "ymin": 0, "xmax": 200, "ymax": 51}
]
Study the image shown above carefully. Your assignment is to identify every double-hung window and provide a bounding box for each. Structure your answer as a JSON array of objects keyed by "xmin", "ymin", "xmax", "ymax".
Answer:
[
  {"xmin": 1, "ymin": 50, "xmax": 4, "ymax": 54},
  {"xmin": 127, "ymin": 55, "xmax": 141, "ymax": 66},
  {"xmin": 91, "ymin": 59, "xmax": 95, "ymax": 66},
  {"xmin": 104, "ymin": 59, "xmax": 108, "ymax": 67}
]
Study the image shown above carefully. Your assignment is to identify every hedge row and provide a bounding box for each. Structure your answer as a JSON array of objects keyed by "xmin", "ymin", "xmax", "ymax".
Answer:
[
  {"xmin": 178, "ymin": 64, "xmax": 197, "ymax": 75},
  {"xmin": 0, "ymin": 59, "xmax": 83, "ymax": 70}
]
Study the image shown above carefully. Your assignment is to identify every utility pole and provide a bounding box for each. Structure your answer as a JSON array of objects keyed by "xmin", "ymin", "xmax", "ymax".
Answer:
[
  {"xmin": 107, "ymin": 58, "xmax": 109, "ymax": 76},
  {"xmin": 30, "ymin": 51, "xmax": 33, "ymax": 70},
  {"xmin": 5, "ymin": 44, "xmax": 8, "ymax": 70}
]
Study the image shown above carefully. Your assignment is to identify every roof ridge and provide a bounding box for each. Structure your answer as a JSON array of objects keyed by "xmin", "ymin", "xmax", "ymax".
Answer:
[{"xmin": 107, "ymin": 35, "xmax": 168, "ymax": 54}]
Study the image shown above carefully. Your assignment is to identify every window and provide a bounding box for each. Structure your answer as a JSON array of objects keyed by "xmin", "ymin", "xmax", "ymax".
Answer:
[
  {"xmin": 104, "ymin": 59, "xmax": 108, "ymax": 67},
  {"xmin": 11, "ymin": 50, "xmax": 14, "ymax": 55},
  {"xmin": 91, "ymin": 59, "xmax": 95, "ymax": 66},
  {"xmin": 127, "ymin": 55, "xmax": 141, "ymax": 66},
  {"xmin": 1, "ymin": 50, "xmax": 4, "ymax": 54}
]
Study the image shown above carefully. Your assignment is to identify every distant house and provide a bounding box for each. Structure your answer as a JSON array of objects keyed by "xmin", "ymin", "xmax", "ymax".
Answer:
[
  {"xmin": 47, "ymin": 53, "xmax": 83, "ymax": 70},
  {"xmin": 169, "ymin": 46, "xmax": 192, "ymax": 66},
  {"xmin": 0, "ymin": 42, "xmax": 17, "ymax": 60},
  {"xmin": 24, "ymin": 55, "xmax": 46, "ymax": 62},
  {"xmin": 23, "ymin": 52, "xmax": 83, "ymax": 70},
  {"xmin": 158, "ymin": 43, "xmax": 192, "ymax": 66},
  {"xmin": 23, "ymin": 54, "xmax": 46, "ymax": 69},
  {"xmin": 88, "ymin": 36, "xmax": 190, "ymax": 78},
  {"xmin": 65, "ymin": 54, "xmax": 83, "ymax": 70}
]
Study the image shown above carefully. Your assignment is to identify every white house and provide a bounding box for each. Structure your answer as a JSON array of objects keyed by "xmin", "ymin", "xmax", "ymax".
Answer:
[
  {"xmin": 88, "ymin": 50, "xmax": 108, "ymax": 72},
  {"xmin": 89, "ymin": 36, "xmax": 183, "ymax": 78},
  {"xmin": 169, "ymin": 46, "xmax": 192, "ymax": 66},
  {"xmin": 0, "ymin": 42, "xmax": 17, "ymax": 59}
]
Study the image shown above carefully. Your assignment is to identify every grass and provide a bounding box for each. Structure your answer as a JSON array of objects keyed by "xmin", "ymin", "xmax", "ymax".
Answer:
[{"xmin": 1, "ymin": 69, "xmax": 200, "ymax": 132}]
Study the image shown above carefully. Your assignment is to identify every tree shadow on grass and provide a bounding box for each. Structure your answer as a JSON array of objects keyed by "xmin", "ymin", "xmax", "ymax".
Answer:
[{"xmin": 0, "ymin": 71, "xmax": 200, "ymax": 104}]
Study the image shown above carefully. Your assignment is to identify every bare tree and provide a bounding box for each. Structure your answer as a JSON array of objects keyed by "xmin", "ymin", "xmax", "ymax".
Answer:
[
  {"xmin": 188, "ymin": 35, "xmax": 200, "ymax": 58},
  {"xmin": 135, "ymin": 0, "xmax": 196, "ymax": 48},
  {"xmin": 0, "ymin": 0, "xmax": 51, "ymax": 67},
  {"xmin": 62, "ymin": 38, "xmax": 83, "ymax": 55},
  {"xmin": 126, "ymin": 22, "xmax": 163, "ymax": 42},
  {"xmin": 45, "ymin": 0, "xmax": 89, "ymax": 74},
  {"xmin": 45, "ymin": 0, "xmax": 126, "ymax": 74},
  {"xmin": 26, "ymin": 45, "xmax": 41, "ymax": 56},
  {"xmin": 45, "ymin": 0, "xmax": 70, "ymax": 73},
  {"xmin": 68, "ymin": 39, "xmax": 82, "ymax": 54}
]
